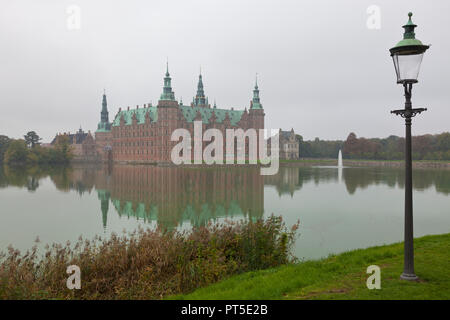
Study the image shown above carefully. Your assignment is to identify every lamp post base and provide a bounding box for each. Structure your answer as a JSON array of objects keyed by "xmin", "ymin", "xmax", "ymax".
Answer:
[{"xmin": 400, "ymin": 273, "xmax": 419, "ymax": 281}]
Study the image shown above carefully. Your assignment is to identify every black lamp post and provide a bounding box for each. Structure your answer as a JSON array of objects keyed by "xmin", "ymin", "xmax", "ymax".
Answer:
[{"xmin": 390, "ymin": 12, "xmax": 430, "ymax": 281}]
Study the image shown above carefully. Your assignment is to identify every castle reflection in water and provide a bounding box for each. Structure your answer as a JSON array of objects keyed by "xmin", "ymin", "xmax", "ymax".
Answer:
[
  {"xmin": 73, "ymin": 165, "xmax": 264, "ymax": 230},
  {"xmin": 1, "ymin": 164, "xmax": 448, "ymax": 230},
  {"xmin": 63, "ymin": 165, "xmax": 450, "ymax": 229}
]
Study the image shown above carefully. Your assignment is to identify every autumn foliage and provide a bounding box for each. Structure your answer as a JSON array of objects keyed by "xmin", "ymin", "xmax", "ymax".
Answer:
[
  {"xmin": 0, "ymin": 216, "xmax": 299, "ymax": 299},
  {"xmin": 342, "ymin": 132, "xmax": 450, "ymax": 160}
]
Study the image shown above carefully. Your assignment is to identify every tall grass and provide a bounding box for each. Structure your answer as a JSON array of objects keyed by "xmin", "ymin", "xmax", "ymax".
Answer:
[{"xmin": 0, "ymin": 215, "xmax": 299, "ymax": 300}]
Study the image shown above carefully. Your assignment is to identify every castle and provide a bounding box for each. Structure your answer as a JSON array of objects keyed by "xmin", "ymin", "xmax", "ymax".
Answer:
[{"xmin": 92, "ymin": 64, "xmax": 265, "ymax": 163}]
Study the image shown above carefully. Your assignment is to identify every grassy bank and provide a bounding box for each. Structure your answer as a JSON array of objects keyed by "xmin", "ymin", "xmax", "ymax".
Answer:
[
  {"xmin": 172, "ymin": 233, "xmax": 450, "ymax": 300},
  {"xmin": 0, "ymin": 216, "xmax": 298, "ymax": 300}
]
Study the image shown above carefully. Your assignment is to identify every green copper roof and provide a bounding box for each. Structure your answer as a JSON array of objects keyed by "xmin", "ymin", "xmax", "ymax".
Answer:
[
  {"xmin": 96, "ymin": 128, "xmax": 110, "ymax": 133},
  {"xmin": 390, "ymin": 12, "xmax": 429, "ymax": 54},
  {"xmin": 393, "ymin": 38, "xmax": 426, "ymax": 49},
  {"xmin": 179, "ymin": 104, "xmax": 244, "ymax": 126},
  {"xmin": 112, "ymin": 103, "xmax": 244, "ymax": 127},
  {"xmin": 112, "ymin": 105, "xmax": 158, "ymax": 126},
  {"xmin": 96, "ymin": 122, "xmax": 111, "ymax": 132},
  {"xmin": 109, "ymin": 66, "xmax": 264, "ymax": 127}
]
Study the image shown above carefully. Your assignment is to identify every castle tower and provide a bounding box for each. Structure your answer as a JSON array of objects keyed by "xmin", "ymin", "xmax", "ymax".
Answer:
[
  {"xmin": 249, "ymin": 75, "xmax": 265, "ymax": 147},
  {"xmin": 157, "ymin": 62, "xmax": 180, "ymax": 162},
  {"xmin": 95, "ymin": 91, "xmax": 113, "ymax": 162},
  {"xmin": 160, "ymin": 62, "xmax": 176, "ymax": 101},
  {"xmin": 194, "ymin": 70, "xmax": 208, "ymax": 107},
  {"xmin": 97, "ymin": 91, "xmax": 112, "ymax": 132},
  {"xmin": 250, "ymin": 74, "xmax": 263, "ymax": 110},
  {"xmin": 97, "ymin": 190, "xmax": 111, "ymax": 229},
  {"xmin": 101, "ymin": 92, "xmax": 109, "ymax": 123}
]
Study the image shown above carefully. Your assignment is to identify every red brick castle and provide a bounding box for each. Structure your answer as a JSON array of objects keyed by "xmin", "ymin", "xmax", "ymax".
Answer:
[{"xmin": 94, "ymin": 64, "xmax": 265, "ymax": 163}]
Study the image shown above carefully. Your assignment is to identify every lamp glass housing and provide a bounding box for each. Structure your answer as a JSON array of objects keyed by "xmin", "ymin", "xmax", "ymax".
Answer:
[{"xmin": 392, "ymin": 52, "xmax": 424, "ymax": 84}]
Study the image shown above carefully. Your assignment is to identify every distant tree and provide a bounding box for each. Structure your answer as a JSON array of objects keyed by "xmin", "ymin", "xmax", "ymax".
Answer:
[
  {"xmin": 0, "ymin": 135, "xmax": 11, "ymax": 163},
  {"xmin": 295, "ymin": 134, "xmax": 343, "ymax": 158},
  {"xmin": 412, "ymin": 134, "xmax": 433, "ymax": 160},
  {"xmin": 4, "ymin": 140, "xmax": 29, "ymax": 165},
  {"xmin": 296, "ymin": 134, "xmax": 311, "ymax": 158},
  {"xmin": 436, "ymin": 132, "xmax": 450, "ymax": 152},
  {"xmin": 1, "ymin": 133, "xmax": 77, "ymax": 166},
  {"xmin": 341, "ymin": 132, "xmax": 450, "ymax": 160},
  {"xmin": 342, "ymin": 133, "xmax": 359, "ymax": 158},
  {"xmin": 24, "ymin": 131, "xmax": 42, "ymax": 148},
  {"xmin": 53, "ymin": 135, "xmax": 73, "ymax": 164}
]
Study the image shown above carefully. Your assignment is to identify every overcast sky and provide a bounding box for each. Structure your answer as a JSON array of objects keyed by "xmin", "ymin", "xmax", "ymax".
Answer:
[{"xmin": 0, "ymin": 0, "xmax": 449, "ymax": 142}]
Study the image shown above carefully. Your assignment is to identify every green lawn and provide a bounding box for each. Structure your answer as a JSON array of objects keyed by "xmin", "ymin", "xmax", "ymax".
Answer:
[{"xmin": 170, "ymin": 233, "xmax": 450, "ymax": 300}]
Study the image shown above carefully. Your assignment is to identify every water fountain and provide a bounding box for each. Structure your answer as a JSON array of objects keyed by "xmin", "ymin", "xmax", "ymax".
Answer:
[
  {"xmin": 338, "ymin": 149, "xmax": 343, "ymax": 182},
  {"xmin": 311, "ymin": 149, "xmax": 345, "ymax": 184}
]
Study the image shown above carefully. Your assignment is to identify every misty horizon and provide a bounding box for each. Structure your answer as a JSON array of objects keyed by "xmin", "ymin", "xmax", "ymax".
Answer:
[{"xmin": 1, "ymin": 0, "xmax": 449, "ymax": 142}]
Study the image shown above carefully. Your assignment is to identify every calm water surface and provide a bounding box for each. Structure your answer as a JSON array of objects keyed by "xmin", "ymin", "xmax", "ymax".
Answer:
[{"xmin": 0, "ymin": 165, "xmax": 449, "ymax": 260}]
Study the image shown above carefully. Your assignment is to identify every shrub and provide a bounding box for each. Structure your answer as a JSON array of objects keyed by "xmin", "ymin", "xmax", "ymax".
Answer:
[{"xmin": 0, "ymin": 215, "xmax": 299, "ymax": 300}]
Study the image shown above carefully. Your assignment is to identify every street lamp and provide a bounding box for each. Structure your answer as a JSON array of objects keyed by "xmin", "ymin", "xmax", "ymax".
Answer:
[{"xmin": 390, "ymin": 12, "xmax": 430, "ymax": 281}]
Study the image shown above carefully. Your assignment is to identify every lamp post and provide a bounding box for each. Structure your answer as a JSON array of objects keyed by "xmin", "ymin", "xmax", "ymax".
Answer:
[{"xmin": 390, "ymin": 12, "xmax": 430, "ymax": 281}]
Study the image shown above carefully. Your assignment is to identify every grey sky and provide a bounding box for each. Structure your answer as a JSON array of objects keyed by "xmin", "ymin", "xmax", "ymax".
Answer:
[{"xmin": 0, "ymin": 0, "xmax": 449, "ymax": 142}]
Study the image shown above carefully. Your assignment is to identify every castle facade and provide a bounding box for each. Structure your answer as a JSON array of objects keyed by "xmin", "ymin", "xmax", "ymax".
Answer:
[{"xmin": 95, "ymin": 65, "xmax": 265, "ymax": 163}]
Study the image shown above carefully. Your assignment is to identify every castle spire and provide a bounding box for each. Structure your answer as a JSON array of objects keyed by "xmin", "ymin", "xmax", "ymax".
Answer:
[
  {"xmin": 166, "ymin": 58, "xmax": 169, "ymax": 76},
  {"xmin": 101, "ymin": 91, "xmax": 108, "ymax": 122},
  {"xmin": 160, "ymin": 62, "xmax": 175, "ymax": 101},
  {"xmin": 97, "ymin": 90, "xmax": 112, "ymax": 132},
  {"xmin": 194, "ymin": 70, "xmax": 207, "ymax": 106},
  {"xmin": 251, "ymin": 74, "xmax": 263, "ymax": 109}
]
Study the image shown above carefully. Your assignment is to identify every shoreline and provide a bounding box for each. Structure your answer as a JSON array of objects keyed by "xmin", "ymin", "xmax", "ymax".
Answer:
[
  {"xmin": 6, "ymin": 158, "xmax": 450, "ymax": 172},
  {"xmin": 173, "ymin": 233, "xmax": 450, "ymax": 300},
  {"xmin": 69, "ymin": 158, "xmax": 450, "ymax": 169},
  {"xmin": 280, "ymin": 159, "xmax": 450, "ymax": 169}
]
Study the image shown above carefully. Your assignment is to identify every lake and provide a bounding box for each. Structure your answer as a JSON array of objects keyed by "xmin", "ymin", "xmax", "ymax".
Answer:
[{"xmin": 0, "ymin": 164, "xmax": 449, "ymax": 260}]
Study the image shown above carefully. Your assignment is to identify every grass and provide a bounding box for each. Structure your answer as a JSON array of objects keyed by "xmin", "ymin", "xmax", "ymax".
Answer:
[{"xmin": 171, "ymin": 233, "xmax": 450, "ymax": 300}]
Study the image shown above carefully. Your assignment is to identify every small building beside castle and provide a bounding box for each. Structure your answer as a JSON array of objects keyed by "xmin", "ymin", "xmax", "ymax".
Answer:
[
  {"xmin": 279, "ymin": 129, "xmax": 299, "ymax": 160},
  {"xmin": 51, "ymin": 127, "xmax": 96, "ymax": 161},
  {"xmin": 266, "ymin": 128, "xmax": 300, "ymax": 160},
  {"xmin": 91, "ymin": 65, "xmax": 265, "ymax": 163}
]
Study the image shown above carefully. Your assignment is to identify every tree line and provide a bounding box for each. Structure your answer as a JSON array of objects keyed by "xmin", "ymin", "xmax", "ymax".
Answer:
[
  {"xmin": 2, "ymin": 130, "xmax": 449, "ymax": 164},
  {"xmin": 296, "ymin": 132, "xmax": 450, "ymax": 160},
  {"xmin": 296, "ymin": 135, "xmax": 344, "ymax": 159},
  {"xmin": 0, "ymin": 131, "xmax": 73, "ymax": 166},
  {"xmin": 342, "ymin": 132, "xmax": 450, "ymax": 160}
]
